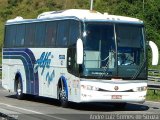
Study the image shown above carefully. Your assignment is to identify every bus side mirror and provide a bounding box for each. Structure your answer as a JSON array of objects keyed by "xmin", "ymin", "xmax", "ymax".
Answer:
[
  {"xmin": 76, "ymin": 38, "xmax": 83, "ymax": 64},
  {"xmin": 149, "ymin": 41, "xmax": 159, "ymax": 65}
]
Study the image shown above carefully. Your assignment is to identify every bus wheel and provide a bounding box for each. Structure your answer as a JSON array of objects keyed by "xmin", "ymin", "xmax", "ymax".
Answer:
[
  {"xmin": 58, "ymin": 83, "xmax": 68, "ymax": 108},
  {"xmin": 16, "ymin": 77, "xmax": 24, "ymax": 100}
]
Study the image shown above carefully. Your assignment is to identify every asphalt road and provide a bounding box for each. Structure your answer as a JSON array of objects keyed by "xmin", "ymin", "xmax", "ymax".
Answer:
[{"xmin": 0, "ymin": 80, "xmax": 160, "ymax": 120}]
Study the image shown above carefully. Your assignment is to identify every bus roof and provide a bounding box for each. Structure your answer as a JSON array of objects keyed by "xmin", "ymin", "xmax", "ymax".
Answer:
[{"xmin": 6, "ymin": 9, "xmax": 143, "ymax": 25}]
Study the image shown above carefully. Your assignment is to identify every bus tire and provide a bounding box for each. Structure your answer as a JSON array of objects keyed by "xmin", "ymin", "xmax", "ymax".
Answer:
[
  {"xmin": 15, "ymin": 77, "xmax": 24, "ymax": 100},
  {"xmin": 58, "ymin": 80, "xmax": 68, "ymax": 108}
]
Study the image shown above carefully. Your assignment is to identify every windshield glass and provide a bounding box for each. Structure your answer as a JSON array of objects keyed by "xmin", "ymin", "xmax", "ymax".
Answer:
[
  {"xmin": 116, "ymin": 24, "xmax": 146, "ymax": 79},
  {"xmin": 82, "ymin": 22, "xmax": 146, "ymax": 79}
]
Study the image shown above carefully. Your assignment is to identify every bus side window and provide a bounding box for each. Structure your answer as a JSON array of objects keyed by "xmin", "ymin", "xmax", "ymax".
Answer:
[
  {"xmin": 67, "ymin": 20, "xmax": 81, "ymax": 76},
  {"xmin": 4, "ymin": 25, "xmax": 16, "ymax": 48},
  {"xmin": 15, "ymin": 24, "xmax": 25, "ymax": 47},
  {"xmin": 67, "ymin": 46, "xmax": 79, "ymax": 76},
  {"xmin": 45, "ymin": 22, "xmax": 57, "ymax": 47},
  {"xmin": 69, "ymin": 20, "xmax": 80, "ymax": 46},
  {"xmin": 35, "ymin": 22, "xmax": 46, "ymax": 47},
  {"xmin": 25, "ymin": 23, "xmax": 36, "ymax": 47},
  {"xmin": 56, "ymin": 20, "xmax": 69, "ymax": 47}
]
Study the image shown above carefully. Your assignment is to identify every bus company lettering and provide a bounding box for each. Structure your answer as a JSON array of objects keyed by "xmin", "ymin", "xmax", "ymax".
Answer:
[
  {"xmin": 46, "ymin": 70, "xmax": 55, "ymax": 86},
  {"xmin": 34, "ymin": 52, "xmax": 54, "ymax": 85},
  {"xmin": 34, "ymin": 52, "xmax": 52, "ymax": 75}
]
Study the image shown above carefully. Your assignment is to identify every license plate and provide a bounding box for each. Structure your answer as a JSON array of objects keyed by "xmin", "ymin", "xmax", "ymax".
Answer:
[{"xmin": 112, "ymin": 95, "xmax": 122, "ymax": 99}]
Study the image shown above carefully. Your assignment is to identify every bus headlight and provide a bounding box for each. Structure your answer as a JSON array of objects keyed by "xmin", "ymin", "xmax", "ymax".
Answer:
[
  {"xmin": 81, "ymin": 85, "xmax": 99, "ymax": 91},
  {"xmin": 133, "ymin": 86, "xmax": 147, "ymax": 92}
]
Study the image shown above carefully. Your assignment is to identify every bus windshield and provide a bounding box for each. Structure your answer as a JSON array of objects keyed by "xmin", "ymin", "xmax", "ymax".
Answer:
[{"xmin": 82, "ymin": 22, "xmax": 146, "ymax": 79}]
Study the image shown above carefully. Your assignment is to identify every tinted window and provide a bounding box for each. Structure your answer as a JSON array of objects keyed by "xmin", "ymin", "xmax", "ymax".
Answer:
[
  {"xmin": 15, "ymin": 24, "xmax": 25, "ymax": 47},
  {"xmin": 25, "ymin": 23, "xmax": 36, "ymax": 47},
  {"xmin": 35, "ymin": 22, "xmax": 46, "ymax": 47},
  {"xmin": 45, "ymin": 22, "xmax": 57, "ymax": 47},
  {"xmin": 56, "ymin": 21, "xmax": 69, "ymax": 47},
  {"xmin": 83, "ymin": 23, "xmax": 116, "ymax": 77},
  {"xmin": 116, "ymin": 24, "xmax": 143, "ymax": 48},
  {"xmin": 69, "ymin": 20, "xmax": 80, "ymax": 46},
  {"xmin": 4, "ymin": 25, "xmax": 16, "ymax": 47}
]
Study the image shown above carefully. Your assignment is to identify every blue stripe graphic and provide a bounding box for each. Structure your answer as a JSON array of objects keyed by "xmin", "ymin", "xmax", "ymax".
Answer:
[
  {"xmin": 3, "ymin": 48, "xmax": 39, "ymax": 95},
  {"xmin": 61, "ymin": 76, "xmax": 68, "ymax": 98}
]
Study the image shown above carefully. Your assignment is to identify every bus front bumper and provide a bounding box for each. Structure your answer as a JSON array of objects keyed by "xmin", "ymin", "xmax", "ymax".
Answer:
[{"xmin": 80, "ymin": 90, "xmax": 146, "ymax": 103}]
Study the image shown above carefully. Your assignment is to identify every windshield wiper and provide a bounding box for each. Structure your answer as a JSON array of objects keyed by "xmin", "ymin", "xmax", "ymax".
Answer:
[{"xmin": 131, "ymin": 59, "xmax": 146, "ymax": 79}]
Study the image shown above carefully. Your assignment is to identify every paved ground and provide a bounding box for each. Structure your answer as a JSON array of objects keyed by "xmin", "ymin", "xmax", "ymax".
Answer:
[{"xmin": 0, "ymin": 80, "xmax": 160, "ymax": 120}]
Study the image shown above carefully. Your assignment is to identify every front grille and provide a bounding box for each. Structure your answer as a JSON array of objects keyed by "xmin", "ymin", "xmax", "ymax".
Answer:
[{"xmin": 98, "ymin": 88, "xmax": 134, "ymax": 92}]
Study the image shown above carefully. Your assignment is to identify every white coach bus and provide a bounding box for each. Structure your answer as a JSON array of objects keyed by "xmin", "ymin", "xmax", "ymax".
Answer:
[{"xmin": 2, "ymin": 9, "xmax": 159, "ymax": 108}]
